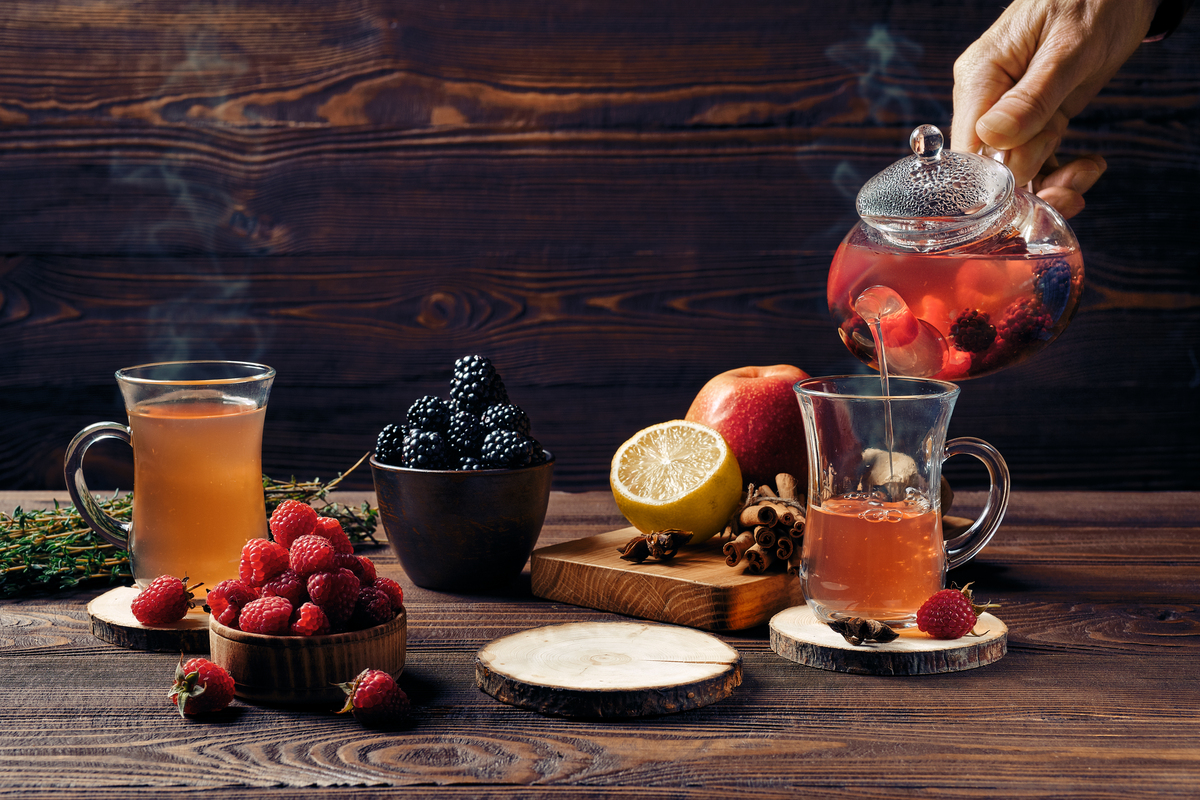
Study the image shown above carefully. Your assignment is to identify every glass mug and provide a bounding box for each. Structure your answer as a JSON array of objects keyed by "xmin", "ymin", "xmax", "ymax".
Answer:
[
  {"xmin": 65, "ymin": 361, "xmax": 275, "ymax": 591},
  {"xmin": 794, "ymin": 375, "xmax": 1009, "ymax": 627}
]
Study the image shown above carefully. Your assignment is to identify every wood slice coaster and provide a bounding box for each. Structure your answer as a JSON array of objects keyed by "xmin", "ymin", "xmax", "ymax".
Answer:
[
  {"xmin": 770, "ymin": 605, "xmax": 1006, "ymax": 676},
  {"xmin": 476, "ymin": 621, "xmax": 742, "ymax": 718},
  {"xmin": 88, "ymin": 586, "xmax": 211, "ymax": 653}
]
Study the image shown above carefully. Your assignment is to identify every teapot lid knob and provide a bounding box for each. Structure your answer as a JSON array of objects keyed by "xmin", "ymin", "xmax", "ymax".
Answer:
[{"xmin": 909, "ymin": 124, "xmax": 944, "ymax": 162}]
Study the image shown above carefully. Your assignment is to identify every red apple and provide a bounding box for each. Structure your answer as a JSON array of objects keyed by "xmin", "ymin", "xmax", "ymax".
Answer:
[{"xmin": 684, "ymin": 364, "xmax": 810, "ymax": 489}]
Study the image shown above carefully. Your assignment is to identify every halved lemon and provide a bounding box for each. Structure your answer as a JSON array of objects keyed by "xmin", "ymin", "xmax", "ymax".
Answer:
[{"xmin": 610, "ymin": 420, "xmax": 742, "ymax": 543}]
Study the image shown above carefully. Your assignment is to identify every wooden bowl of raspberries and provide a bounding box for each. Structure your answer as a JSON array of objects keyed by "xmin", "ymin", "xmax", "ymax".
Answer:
[
  {"xmin": 207, "ymin": 502, "xmax": 406, "ymax": 706},
  {"xmin": 371, "ymin": 355, "xmax": 555, "ymax": 591}
]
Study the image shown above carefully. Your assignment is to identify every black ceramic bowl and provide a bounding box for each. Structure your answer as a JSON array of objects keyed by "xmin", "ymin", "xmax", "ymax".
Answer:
[{"xmin": 370, "ymin": 454, "xmax": 555, "ymax": 591}]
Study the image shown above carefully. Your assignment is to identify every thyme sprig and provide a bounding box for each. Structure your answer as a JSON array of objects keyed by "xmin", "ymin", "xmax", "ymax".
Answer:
[{"xmin": 0, "ymin": 453, "xmax": 378, "ymax": 598}]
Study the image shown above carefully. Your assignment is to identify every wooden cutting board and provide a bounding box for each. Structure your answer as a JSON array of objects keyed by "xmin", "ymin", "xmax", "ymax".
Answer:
[{"xmin": 530, "ymin": 527, "xmax": 804, "ymax": 632}]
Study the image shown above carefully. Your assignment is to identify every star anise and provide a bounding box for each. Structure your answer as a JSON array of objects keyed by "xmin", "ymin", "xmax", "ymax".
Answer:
[{"xmin": 616, "ymin": 529, "xmax": 693, "ymax": 563}]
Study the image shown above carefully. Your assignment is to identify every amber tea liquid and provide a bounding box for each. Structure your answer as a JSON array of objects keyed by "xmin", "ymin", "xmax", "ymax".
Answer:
[{"xmin": 128, "ymin": 396, "xmax": 268, "ymax": 590}]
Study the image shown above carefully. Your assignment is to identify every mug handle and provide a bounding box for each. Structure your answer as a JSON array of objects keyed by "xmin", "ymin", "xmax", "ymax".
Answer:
[
  {"xmin": 63, "ymin": 422, "xmax": 133, "ymax": 549},
  {"xmin": 943, "ymin": 436, "xmax": 1010, "ymax": 570}
]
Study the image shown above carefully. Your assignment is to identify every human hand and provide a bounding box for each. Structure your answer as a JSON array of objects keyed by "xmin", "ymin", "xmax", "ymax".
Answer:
[{"xmin": 951, "ymin": 0, "xmax": 1159, "ymax": 218}]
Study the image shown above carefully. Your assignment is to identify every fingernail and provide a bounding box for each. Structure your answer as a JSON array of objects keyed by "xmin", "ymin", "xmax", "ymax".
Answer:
[
  {"xmin": 978, "ymin": 109, "xmax": 1021, "ymax": 140},
  {"xmin": 1071, "ymin": 166, "xmax": 1100, "ymax": 194}
]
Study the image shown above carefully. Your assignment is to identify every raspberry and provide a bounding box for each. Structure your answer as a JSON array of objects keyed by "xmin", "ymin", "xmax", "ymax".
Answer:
[
  {"xmin": 949, "ymin": 309, "xmax": 996, "ymax": 353},
  {"xmin": 169, "ymin": 657, "xmax": 235, "ymax": 717},
  {"xmin": 314, "ymin": 517, "xmax": 354, "ymax": 555},
  {"xmin": 480, "ymin": 429, "xmax": 533, "ymax": 468},
  {"xmin": 406, "ymin": 395, "xmax": 451, "ymax": 432},
  {"xmin": 481, "ymin": 403, "xmax": 531, "ymax": 437},
  {"xmin": 375, "ymin": 423, "xmax": 407, "ymax": 466},
  {"xmin": 131, "ymin": 575, "xmax": 196, "ymax": 625},
  {"xmin": 307, "ymin": 568, "xmax": 361, "ymax": 626},
  {"xmin": 445, "ymin": 410, "xmax": 485, "ymax": 458},
  {"xmin": 206, "ymin": 579, "xmax": 255, "ymax": 621},
  {"xmin": 373, "ymin": 577, "xmax": 405, "ymax": 612},
  {"xmin": 916, "ymin": 583, "xmax": 999, "ymax": 640},
  {"xmin": 403, "ymin": 430, "xmax": 448, "ymax": 469},
  {"xmin": 289, "ymin": 535, "xmax": 337, "ymax": 576},
  {"xmin": 258, "ymin": 569, "xmax": 309, "ymax": 607},
  {"xmin": 289, "ymin": 602, "xmax": 332, "ymax": 636},
  {"xmin": 450, "ymin": 355, "xmax": 499, "ymax": 413},
  {"xmin": 269, "ymin": 499, "xmax": 318, "ymax": 549},
  {"xmin": 337, "ymin": 668, "xmax": 410, "ymax": 727},
  {"xmin": 214, "ymin": 603, "xmax": 241, "ymax": 628},
  {"xmin": 356, "ymin": 556, "xmax": 378, "ymax": 585},
  {"xmin": 238, "ymin": 596, "xmax": 294, "ymax": 635},
  {"xmin": 352, "ymin": 586, "xmax": 395, "ymax": 629},
  {"xmin": 239, "ymin": 539, "xmax": 289, "ymax": 588},
  {"xmin": 996, "ymin": 298, "xmax": 1054, "ymax": 346}
]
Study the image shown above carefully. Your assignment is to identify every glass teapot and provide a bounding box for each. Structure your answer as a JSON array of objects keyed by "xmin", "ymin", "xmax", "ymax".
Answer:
[{"xmin": 828, "ymin": 124, "xmax": 1084, "ymax": 380}]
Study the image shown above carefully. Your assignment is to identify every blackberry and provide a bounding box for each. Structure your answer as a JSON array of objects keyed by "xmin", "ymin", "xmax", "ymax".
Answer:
[
  {"xmin": 445, "ymin": 410, "xmax": 485, "ymax": 457},
  {"xmin": 481, "ymin": 403, "xmax": 531, "ymax": 436},
  {"xmin": 488, "ymin": 378, "xmax": 510, "ymax": 405},
  {"xmin": 480, "ymin": 429, "xmax": 533, "ymax": 469},
  {"xmin": 458, "ymin": 456, "xmax": 487, "ymax": 471},
  {"xmin": 406, "ymin": 395, "xmax": 450, "ymax": 432},
  {"xmin": 1033, "ymin": 259, "xmax": 1072, "ymax": 320},
  {"xmin": 997, "ymin": 298, "xmax": 1053, "ymax": 346},
  {"xmin": 949, "ymin": 309, "xmax": 996, "ymax": 353},
  {"xmin": 529, "ymin": 438, "xmax": 548, "ymax": 465},
  {"xmin": 450, "ymin": 355, "xmax": 498, "ymax": 413},
  {"xmin": 402, "ymin": 430, "xmax": 449, "ymax": 470},
  {"xmin": 375, "ymin": 424, "xmax": 406, "ymax": 467}
]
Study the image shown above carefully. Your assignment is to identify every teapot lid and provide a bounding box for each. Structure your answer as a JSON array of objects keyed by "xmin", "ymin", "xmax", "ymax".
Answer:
[{"xmin": 856, "ymin": 124, "xmax": 1015, "ymax": 251}]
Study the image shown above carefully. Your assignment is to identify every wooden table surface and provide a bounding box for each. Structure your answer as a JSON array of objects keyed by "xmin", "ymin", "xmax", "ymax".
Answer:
[{"xmin": 2, "ymin": 489, "xmax": 1199, "ymax": 799}]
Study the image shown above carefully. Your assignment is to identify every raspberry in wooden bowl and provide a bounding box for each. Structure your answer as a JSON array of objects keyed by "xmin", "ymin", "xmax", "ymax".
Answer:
[
  {"xmin": 208, "ymin": 610, "xmax": 406, "ymax": 706},
  {"xmin": 370, "ymin": 453, "xmax": 555, "ymax": 591}
]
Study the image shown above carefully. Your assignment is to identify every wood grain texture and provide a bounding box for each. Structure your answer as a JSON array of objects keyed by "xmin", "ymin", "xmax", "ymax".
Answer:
[
  {"xmin": 0, "ymin": 1, "xmax": 1195, "ymax": 493},
  {"xmin": 530, "ymin": 527, "xmax": 804, "ymax": 631},
  {"xmin": 475, "ymin": 621, "xmax": 742, "ymax": 717},
  {"xmin": 2, "ymin": 490, "xmax": 1200, "ymax": 798}
]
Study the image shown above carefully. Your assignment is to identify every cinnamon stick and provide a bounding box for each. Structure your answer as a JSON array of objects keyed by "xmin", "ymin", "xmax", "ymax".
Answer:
[
  {"xmin": 774, "ymin": 536, "xmax": 794, "ymax": 561},
  {"xmin": 722, "ymin": 531, "xmax": 756, "ymax": 567},
  {"xmin": 787, "ymin": 548, "xmax": 802, "ymax": 576},
  {"xmin": 775, "ymin": 473, "xmax": 799, "ymax": 501},
  {"xmin": 753, "ymin": 525, "xmax": 777, "ymax": 549},
  {"xmin": 745, "ymin": 543, "xmax": 776, "ymax": 574},
  {"xmin": 761, "ymin": 501, "xmax": 795, "ymax": 528},
  {"xmin": 739, "ymin": 503, "xmax": 777, "ymax": 528},
  {"xmin": 757, "ymin": 485, "xmax": 777, "ymax": 498}
]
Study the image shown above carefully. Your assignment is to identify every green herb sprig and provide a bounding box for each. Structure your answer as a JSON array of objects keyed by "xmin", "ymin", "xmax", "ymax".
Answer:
[{"xmin": 0, "ymin": 453, "xmax": 378, "ymax": 598}]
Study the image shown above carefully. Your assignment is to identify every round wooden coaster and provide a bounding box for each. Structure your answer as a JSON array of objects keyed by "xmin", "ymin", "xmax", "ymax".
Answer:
[
  {"xmin": 770, "ymin": 605, "xmax": 1006, "ymax": 676},
  {"xmin": 476, "ymin": 621, "xmax": 742, "ymax": 718},
  {"xmin": 88, "ymin": 586, "xmax": 211, "ymax": 653}
]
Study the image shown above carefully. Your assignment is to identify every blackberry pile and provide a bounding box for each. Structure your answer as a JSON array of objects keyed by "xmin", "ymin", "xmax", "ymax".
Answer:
[{"xmin": 374, "ymin": 355, "xmax": 548, "ymax": 471}]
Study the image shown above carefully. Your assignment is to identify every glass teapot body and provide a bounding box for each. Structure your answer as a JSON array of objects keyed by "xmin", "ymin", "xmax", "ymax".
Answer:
[{"xmin": 828, "ymin": 126, "xmax": 1084, "ymax": 380}]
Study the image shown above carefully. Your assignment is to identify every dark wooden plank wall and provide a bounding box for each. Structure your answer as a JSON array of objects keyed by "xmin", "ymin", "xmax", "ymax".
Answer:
[{"xmin": 1, "ymin": 1, "xmax": 1197, "ymax": 492}]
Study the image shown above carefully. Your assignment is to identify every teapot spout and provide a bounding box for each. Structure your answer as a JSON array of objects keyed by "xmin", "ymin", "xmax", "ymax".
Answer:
[{"xmin": 854, "ymin": 286, "xmax": 947, "ymax": 378}]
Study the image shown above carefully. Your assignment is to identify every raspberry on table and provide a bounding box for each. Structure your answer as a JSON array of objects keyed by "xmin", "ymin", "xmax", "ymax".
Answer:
[
  {"xmin": 916, "ymin": 583, "xmax": 999, "ymax": 640},
  {"xmin": 238, "ymin": 596, "xmax": 294, "ymax": 635},
  {"xmin": 337, "ymin": 668, "xmax": 410, "ymax": 727},
  {"xmin": 949, "ymin": 309, "xmax": 997, "ymax": 353},
  {"xmin": 289, "ymin": 535, "xmax": 338, "ymax": 576},
  {"xmin": 373, "ymin": 577, "xmax": 405, "ymax": 612},
  {"xmin": 406, "ymin": 395, "xmax": 452, "ymax": 432},
  {"xmin": 131, "ymin": 575, "xmax": 195, "ymax": 625},
  {"xmin": 480, "ymin": 429, "xmax": 533, "ymax": 468},
  {"xmin": 258, "ymin": 569, "xmax": 309, "ymax": 608},
  {"xmin": 481, "ymin": 403, "xmax": 531, "ymax": 437},
  {"xmin": 206, "ymin": 579, "xmax": 256, "ymax": 621},
  {"xmin": 375, "ymin": 423, "xmax": 407, "ymax": 466},
  {"xmin": 307, "ymin": 568, "xmax": 361, "ymax": 627},
  {"xmin": 169, "ymin": 657, "xmax": 235, "ymax": 717},
  {"xmin": 289, "ymin": 602, "xmax": 331, "ymax": 636},
  {"xmin": 314, "ymin": 517, "xmax": 354, "ymax": 555},
  {"xmin": 239, "ymin": 539, "xmax": 289, "ymax": 588},
  {"xmin": 269, "ymin": 499, "xmax": 318, "ymax": 550}
]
